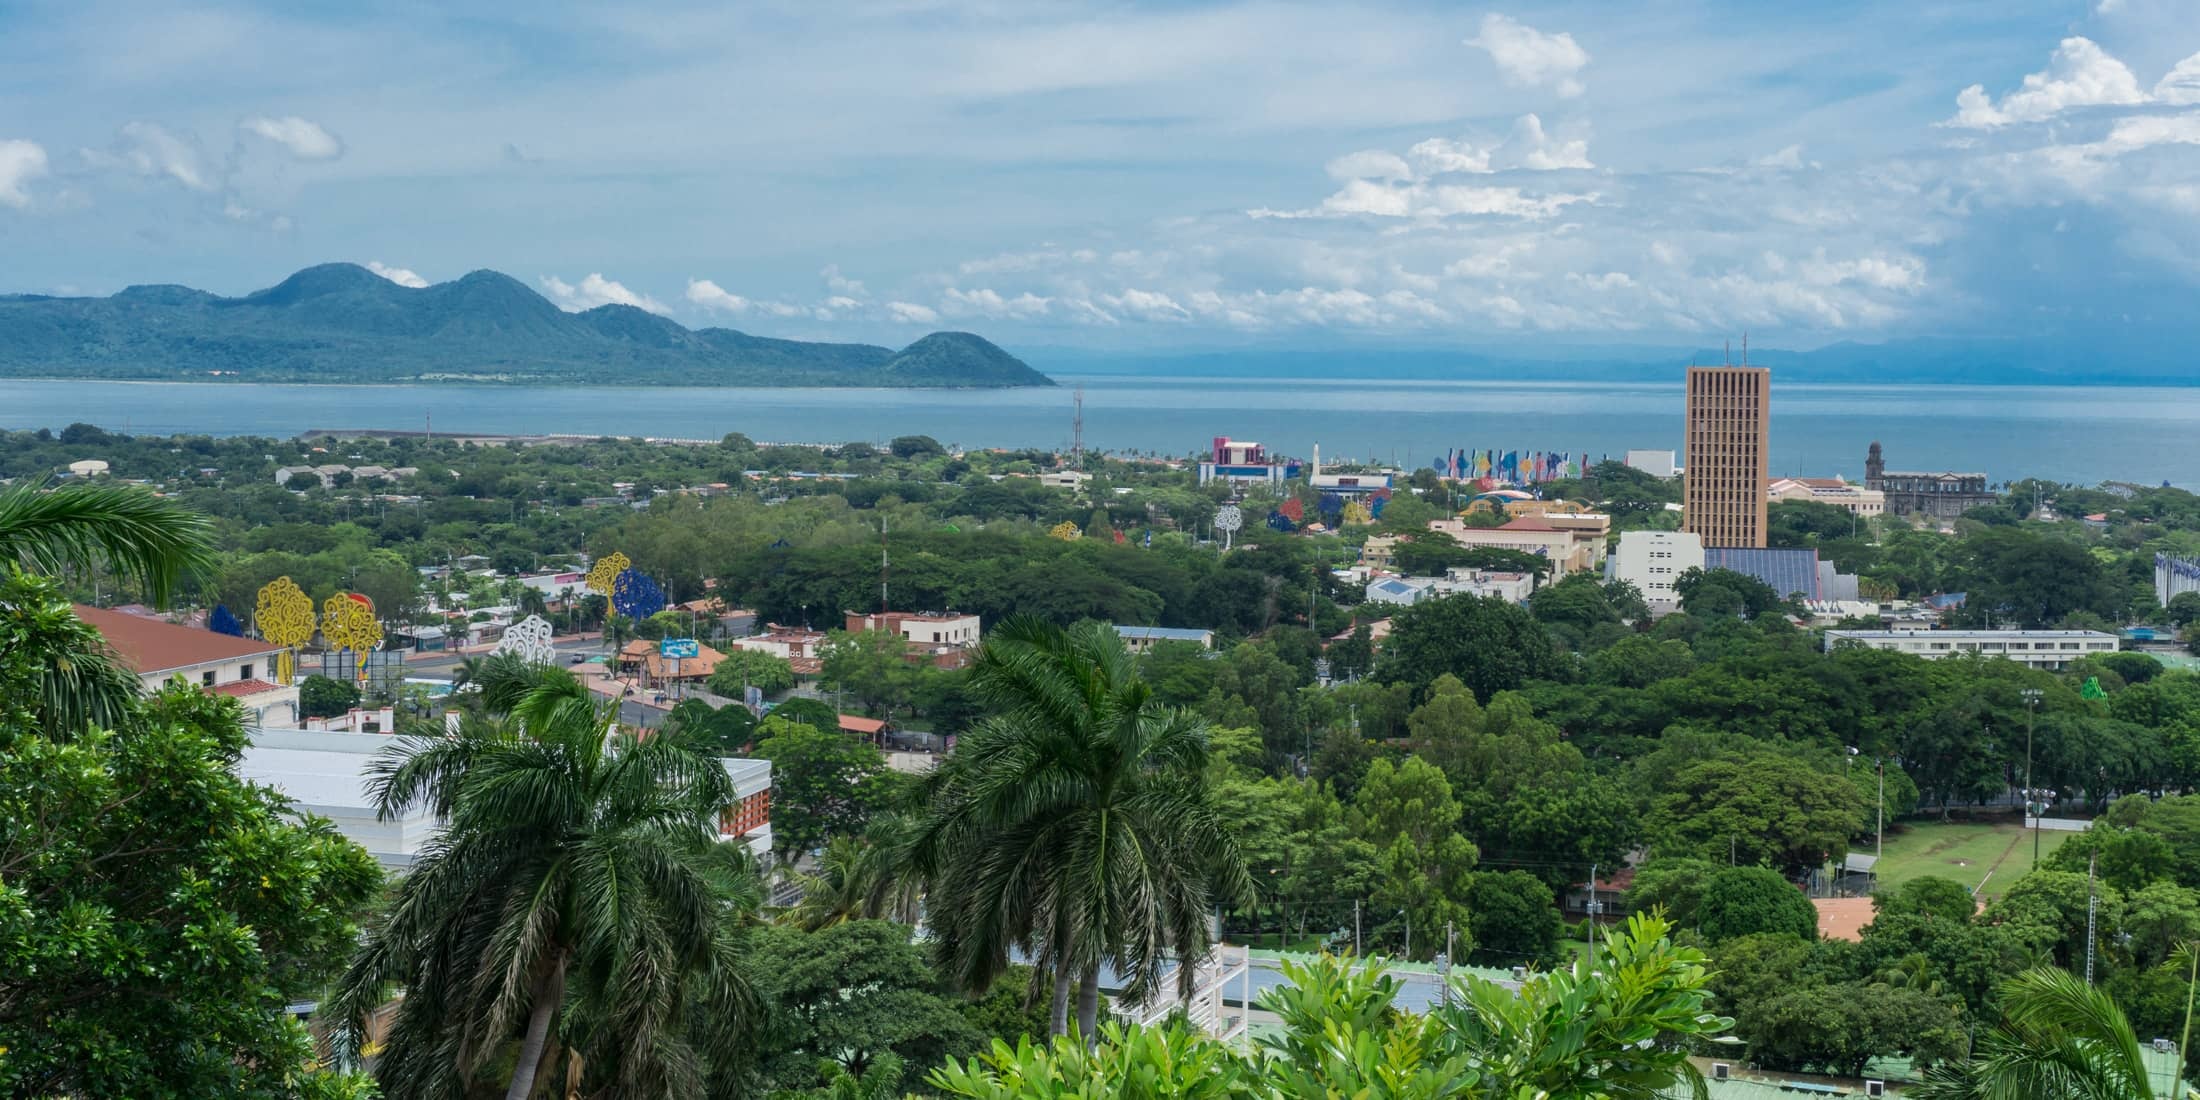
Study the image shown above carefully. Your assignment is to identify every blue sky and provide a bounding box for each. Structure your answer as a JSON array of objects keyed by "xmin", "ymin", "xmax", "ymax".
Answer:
[{"xmin": 3, "ymin": 0, "xmax": 2198, "ymax": 355}]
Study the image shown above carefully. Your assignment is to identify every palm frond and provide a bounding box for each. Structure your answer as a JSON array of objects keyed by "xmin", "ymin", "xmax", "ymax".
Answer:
[{"xmin": 0, "ymin": 481, "xmax": 213, "ymax": 607}]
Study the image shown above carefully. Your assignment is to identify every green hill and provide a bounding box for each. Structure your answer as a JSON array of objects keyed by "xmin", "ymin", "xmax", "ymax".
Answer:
[{"xmin": 0, "ymin": 263, "xmax": 1052, "ymax": 388}]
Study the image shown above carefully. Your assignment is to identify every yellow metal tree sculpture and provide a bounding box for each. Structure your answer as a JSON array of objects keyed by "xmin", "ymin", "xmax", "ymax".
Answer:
[
  {"xmin": 255, "ymin": 576, "xmax": 316, "ymax": 684},
  {"xmin": 584, "ymin": 551, "xmax": 631, "ymax": 597},
  {"xmin": 321, "ymin": 592, "xmax": 384, "ymax": 686}
]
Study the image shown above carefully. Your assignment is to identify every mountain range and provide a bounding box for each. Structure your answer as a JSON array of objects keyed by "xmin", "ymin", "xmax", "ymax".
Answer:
[{"xmin": 0, "ymin": 264, "xmax": 1052, "ymax": 388}]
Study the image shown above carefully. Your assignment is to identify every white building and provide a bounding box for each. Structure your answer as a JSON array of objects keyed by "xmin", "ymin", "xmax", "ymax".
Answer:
[
  {"xmin": 1367, "ymin": 570, "xmax": 1538, "ymax": 607},
  {"xmin": 1439, "ymin": 569, "xmax": 1536, "ymax": 603},
  {"xmin": 1038, "ymin": 470, "xmax": 1092, "ymax": 490},
  {"xmin": 240, "ymin": 727, "xmax": 776, "ymax": 867},
  {"xmin": 845, "ymin": 610, "xmax": 982, "ymax": 648},
  {"xmin": 240, "ymin": 728, "xmax": 442, "ymax": 868},
  {"xmin": 66, "ymin": 458, "xmax": 110, "ymax": 477},
  {"xmin": 1768, "ymin": 476, "xmax": 1885, "ymax": 517},
  {"xmin": 74, "ymin": 603, "xmax": 300, "ymax": 725},
  {"xmin": 1625, "ymin": 450, "xmax": 1677, "ymax": 479},
  {"xmin": 1607, "ymin": 530, "xmax": 1705, "ymax": 614},
  {"xmin": 1114, "ymin": 625, "xmax": 1216, "ymax": 652},
  {"xmin": 1822, "ymin": 629, "xmax": 2120, "ymax": 670}
]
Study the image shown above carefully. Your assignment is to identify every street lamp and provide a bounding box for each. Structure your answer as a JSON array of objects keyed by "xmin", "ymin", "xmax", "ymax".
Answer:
[{"xmin": 2023, "ymin": 687, "xmax": 2044, "ymax": 867}]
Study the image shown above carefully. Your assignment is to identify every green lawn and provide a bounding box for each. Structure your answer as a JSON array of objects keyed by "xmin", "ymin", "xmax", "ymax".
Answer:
[{"xmin": 1872, "ymin": 819, "xmax": 2073, "ymax": 898}]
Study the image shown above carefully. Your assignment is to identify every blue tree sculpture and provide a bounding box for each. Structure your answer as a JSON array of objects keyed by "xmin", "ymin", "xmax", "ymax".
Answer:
[
  {"xmin": 208, "ymin": 604, "xmax": 244, "ymax": 637},
  {"xmin": 612, "ymin": 567, "xmax": 666, "ymax": 622}
]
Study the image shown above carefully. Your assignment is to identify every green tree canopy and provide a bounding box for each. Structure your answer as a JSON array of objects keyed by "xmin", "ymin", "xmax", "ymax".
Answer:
[
  {"xmin": 1376, "ymin": 593, "xmax": 1570, "ymax": 701},
  {"xmin": 1696, "ymin": 866, "xmax": 1819, "ymax": 942},
  {"xmin": 0, "ymin": 579, "xmax": 381, "ymax": 1097}
]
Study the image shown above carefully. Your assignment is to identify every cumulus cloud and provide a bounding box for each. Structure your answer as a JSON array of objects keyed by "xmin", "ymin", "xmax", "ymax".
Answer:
[
  {"xmin": 1406, "ymin": 137, "xmax": 1493, "ymax": 176},
  {"xmin": 1948, "ymin": 37, "xmax": 2147, "ymax": 127},
  {"xmin": 1326, "ymin": 149, "xmax": 1415, "ymax": 182},
  {"xmin": 944, "ymin": 287, "xmax": 1052, "ymax": 318},
  {"xmin": 0, "ymin": 140, "xmax": 49, "ymax": 208},
  {"xmin": 1466, "ymin": 14, "xmax": 1590, "ymax": 98},
  {"xmin": 1504, "ymin": 114, "xmax": 1592, "ymax": 170},
  {"xmin": 685, "ymin": 278, "xmax": 751, "ymax": 312},
  {"xmin": 365, "ymin": 261, "xmax": 428, "ymax": 288},
  {"xmin": 111, "ymin": 122, "xmax": 213, "ymax": 190},
  {"xmin": 240, "ymin": 116, "xmax": 343, "ymax": 160},
  {"xmin": 2156, "ymin": 52, "xmax": 2200, "ymax": 106},
  {"xmin": 820, "ymin": 264, "xmax": 866, "ymax": 296},
  {"xmin": 541, "ymin": 273, "xmax": 670, "ymax": 314},
  {"xmin": 1100, "ymin": 288, "xmax": 1192, "ymax": 322},
  {"xmin": 887, "ymin": 301, "xmax": 940, "ymax": 323}
]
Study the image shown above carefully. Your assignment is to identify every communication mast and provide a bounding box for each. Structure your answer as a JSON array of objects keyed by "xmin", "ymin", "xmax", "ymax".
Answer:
[{"xmin": 1071, "ymin": 386, "xmax": 1085, "ymax": 460}]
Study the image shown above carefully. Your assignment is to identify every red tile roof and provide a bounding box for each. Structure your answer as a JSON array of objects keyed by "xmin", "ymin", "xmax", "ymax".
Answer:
[
  {"xmin": 1499, "ymin": 515, "xmax": 1559, "ymax": 532},
  {"xmin": 838, "ymin": 715, "xmax": 888, "ymax": 735},
  {"xmin": 207, "ymin": 678, "xmax": 286, "ymax": 698},
  {"xmin": 74, "ymin": 604, "xmax": 282, "ymax": 675}
]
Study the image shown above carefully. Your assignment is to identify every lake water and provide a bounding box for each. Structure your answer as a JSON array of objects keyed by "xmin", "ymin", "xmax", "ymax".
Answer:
[{"xmin": 12, "ymin": 375, "xmax": 2199, "ymax": 486}]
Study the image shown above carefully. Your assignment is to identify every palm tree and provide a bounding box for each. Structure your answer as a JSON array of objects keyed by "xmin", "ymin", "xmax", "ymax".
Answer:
[
  {"xmin": 1914, "ymin": 966, "xmax": 2187, "ymax": 1099},
  {"xmin": 911, "ymin": 617, "xmax": 1252, "ymax": 1041},
  {"xmin": 783, "ymin": 818, "xmax": 923, "ymax": 932},
  {"xmin": 0, "ymin": 480, "xmax": 212, "ymax": 606},
  {"xmin": 330, "ymin": 668, "xmax": 756, "ymax": 1099}
]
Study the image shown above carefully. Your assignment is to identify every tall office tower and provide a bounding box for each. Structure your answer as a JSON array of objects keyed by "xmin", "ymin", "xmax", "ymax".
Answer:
[{"xmin": 1682, "ymin": 365, "xmax": 1770, "ymax": 548}]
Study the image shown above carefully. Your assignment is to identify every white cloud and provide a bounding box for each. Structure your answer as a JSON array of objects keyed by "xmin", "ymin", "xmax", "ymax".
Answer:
[
  {"xmin": 944, "ymin": 287, "xmax": 1052, "ymax": 318},
  {"xmin": 541, "ymin": 273, "xmax": 670, "ymax": 314},
  {"xmin": 820, "ymin": 264, "xmax": 866, "ymax": 296},
  {"xmin": 1259, "ymin": 178, "xmax": 1595, "ymax": 220},
  {"xmin": 1101, "ymin": 288, "xmax": 1192, "ymax": 322},
  {"xmin": 1504, "ymin": 113, "xmax": 1592, "ymax": 170},
  {"xmin": 0, "ymin": 140, "xmax": 49, "ymax": 208},
  {"xmin": 1326, "ymin": 149, "xmax": 1415, "ymax": 182},
  {"xmin": 240, "ymin": 115, "xmax": 343, "ymax": 160},
  {"xmin": 112, "ymin": 122, "xmax": 213, "ymax": 190},
  {"xmin": 886, "ymin": 301, "xmax": 939, "ymax": 323},
  {"xmin": 1947, "ymin": 37, "xmax": 2146, "ymax": 128},
  {"xmin": 1406, "ymin": 137, "xmax": 1493, "ymax": 176},
  {"xmin": 2156, "ymin": 52, "xmax": 2200, "ymax": 106},
  {"xmin": 1755, "ymin": 144, "xmax": 1805, "ymax": 169},
  {"xmin": 1466, "ymin": 14, "xmax": 1590, "ymax": 98},
  {"xmin": 685, "ymin": 278, "xmax": 751, "ymax": 312},
  {"xmin": 365, "ymin": 261, "xmax": 428, "ymax": 288}
]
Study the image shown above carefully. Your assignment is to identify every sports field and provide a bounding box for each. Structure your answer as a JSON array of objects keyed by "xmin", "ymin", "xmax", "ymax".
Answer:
[{"xmin": 1871, "ymin": 819, "xmax": 2073, "ymax": 898}]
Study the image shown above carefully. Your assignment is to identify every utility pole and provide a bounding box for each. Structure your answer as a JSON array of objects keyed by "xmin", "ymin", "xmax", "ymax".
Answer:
[
  {"xmin": 2086, "ymin": 850, "xmax": 2100, "ymax": 985},
  {"xmin": 1353, "ymin": 901, "xmax": 1362, "ymax": 958},
  {"xmin": 2024, "ymin": 687, "xmax": 2043, "ymax": 867},
  {"xmin": 1403, "ymin": 910, "xmax": 1411, "ymax": 961},
  {"xmin": 1877, "ymin": 758, "xmax": 1886, "ymax": 871},
  {"xmin": 879, "ymin": 515, "xmax": 889, "ymax": 614},
  {"xmin": 1587, "ymin": 863, "xmax": 1599, "ymax": 951},
  {"xmin": 1442, "ymin": 921, "xmax": 1454, "ymax": 1008}
]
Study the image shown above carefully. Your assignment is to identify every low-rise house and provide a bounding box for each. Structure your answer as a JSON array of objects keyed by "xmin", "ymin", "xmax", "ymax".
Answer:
[
  {"xmin": 1114, "ymin": 625, "xmax": 1216, "ymax": 653},
  {"xmin": 66, "ymin": 458, "xmax": 110, "ymax": 477},
  {"xmin": 1425, "ymin": 513, "xmax": 1610, "ymax": 578},
  {"xmin": 75, "ymin": 603, "xmax": 299, "ymax": 726}
]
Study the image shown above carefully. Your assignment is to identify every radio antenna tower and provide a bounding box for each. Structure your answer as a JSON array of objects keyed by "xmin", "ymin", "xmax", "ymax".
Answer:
[
  {"xmin": 879, "ymin": 515, "xmax": 890, "ymax": 614},
  {"xmin": 1071, "ymin": 386, "xmax": 1085, "ymax": 460}
]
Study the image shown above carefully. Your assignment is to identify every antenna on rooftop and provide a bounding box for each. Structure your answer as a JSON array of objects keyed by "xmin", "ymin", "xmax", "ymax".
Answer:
[
  {"xmin": 1723, "ymin": 339, "xmax": 1731, "ymax": 366},
  {"xmin": 1741, "ymin": 332, "xmax": 1749, "ymax": 366}
]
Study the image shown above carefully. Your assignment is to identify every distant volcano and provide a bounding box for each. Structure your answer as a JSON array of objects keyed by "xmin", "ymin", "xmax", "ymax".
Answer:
[{"xmin": 0, "ymin": 263, "xmax": 1052, "ymax": 388}]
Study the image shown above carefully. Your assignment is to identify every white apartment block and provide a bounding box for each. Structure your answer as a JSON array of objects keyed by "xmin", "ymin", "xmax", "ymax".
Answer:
[
  {"xmin": 1822, "ymin": 630, "xmax": 2119, "ymax": 670},
  {"xmin": 1607, "ymin": 530, "xmax": 1705, "ymax": 613}
]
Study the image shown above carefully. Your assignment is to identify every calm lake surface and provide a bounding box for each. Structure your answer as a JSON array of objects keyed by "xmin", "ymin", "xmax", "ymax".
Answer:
[{"xmin": 10, "ymin": 375, "xmax": 2198, "ymax": 486}]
